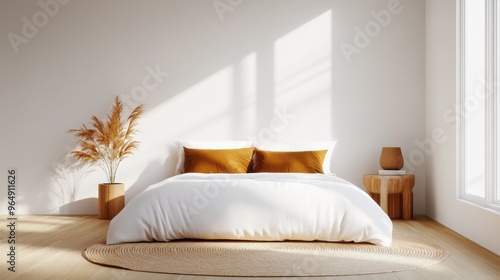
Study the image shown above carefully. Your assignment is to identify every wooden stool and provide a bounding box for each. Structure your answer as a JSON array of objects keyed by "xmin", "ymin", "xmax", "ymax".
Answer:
[{"xmin": 362, "ymin": 174, "xmax": 415, "ymax": 220}]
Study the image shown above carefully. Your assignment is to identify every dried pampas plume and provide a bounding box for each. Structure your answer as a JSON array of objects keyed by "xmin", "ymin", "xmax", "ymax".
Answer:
[{"xmin": 67, "ymin": 96, "xmax": 144, "ymax": 184}]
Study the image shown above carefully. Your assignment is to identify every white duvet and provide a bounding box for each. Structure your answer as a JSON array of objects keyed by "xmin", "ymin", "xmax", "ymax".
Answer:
[{"xmin": 107, "ymin": 173, "xmax": 392, "ymax": 246}]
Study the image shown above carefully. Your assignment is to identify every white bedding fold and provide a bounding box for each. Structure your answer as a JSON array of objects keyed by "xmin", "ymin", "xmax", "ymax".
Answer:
[{"xmin": 107, "ymin": 173, "xmax": 392, "ymax": 246}]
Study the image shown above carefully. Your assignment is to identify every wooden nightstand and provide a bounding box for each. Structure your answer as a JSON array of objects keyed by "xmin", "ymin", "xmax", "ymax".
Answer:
[
  {"xmin": 362, "ymin": 174, "xmax": 415, "ymax": 220},
  {"xmin": 98, "ymin": 183, "xmax": 125, "ymax": 220}
]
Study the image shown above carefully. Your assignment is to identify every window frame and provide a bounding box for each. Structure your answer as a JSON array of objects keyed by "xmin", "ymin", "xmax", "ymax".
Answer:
[{"xmin": 457, "ymin": 0, "xmax": 500, "ymax": 213}]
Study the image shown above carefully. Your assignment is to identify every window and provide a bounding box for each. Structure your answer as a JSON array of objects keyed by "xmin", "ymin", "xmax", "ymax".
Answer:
[{"xmin": 457, "ymin": 0, "xmax": 500, "ymax": 212}]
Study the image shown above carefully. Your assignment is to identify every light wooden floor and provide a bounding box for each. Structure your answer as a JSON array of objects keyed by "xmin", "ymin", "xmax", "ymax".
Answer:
[{"xmin": 1, "ymin": 215, "xmax": 499, "ymax": 280}]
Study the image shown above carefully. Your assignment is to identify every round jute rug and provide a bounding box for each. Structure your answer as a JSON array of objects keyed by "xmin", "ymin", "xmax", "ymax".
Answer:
[{"xmin": 83, "ymin": 235, "xmax": 449, "ymax": 277}]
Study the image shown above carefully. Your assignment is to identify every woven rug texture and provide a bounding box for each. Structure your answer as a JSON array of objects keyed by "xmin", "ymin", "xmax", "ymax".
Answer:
[{"xmin": 83, "ymin": 233, "xmax": 449, "ymax": 277}]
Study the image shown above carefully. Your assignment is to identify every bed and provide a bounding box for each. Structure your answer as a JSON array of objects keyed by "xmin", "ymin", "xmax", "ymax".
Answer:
[{"xmin": 106, "ymin": 141, "xmax": 392, "ymax": 246}]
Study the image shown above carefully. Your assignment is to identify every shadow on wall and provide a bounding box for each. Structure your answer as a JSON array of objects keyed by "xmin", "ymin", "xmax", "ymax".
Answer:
[
  {"xmin": 50, "ymin": 154, "xmax": 93, "ymax": 213},
  {"xmin": 59, "ymin": 198, "xmax": 98, "ymax": 215},
  {"xmin": 52, "ymin": 145, "xmax": 176, "ymax": 212},
  {"xmin": 125, "ymin": 145, "xmax": 178, "ymax": 201}
]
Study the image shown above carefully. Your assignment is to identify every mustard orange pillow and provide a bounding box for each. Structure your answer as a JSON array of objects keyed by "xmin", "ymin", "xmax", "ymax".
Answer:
[
  {"xmin": 252, "ymin": 149, "xmax": 327, "ymax": 173},
  {"xmin": 183, "ymin": 147, "xmax": 255, "ymax": 173}
]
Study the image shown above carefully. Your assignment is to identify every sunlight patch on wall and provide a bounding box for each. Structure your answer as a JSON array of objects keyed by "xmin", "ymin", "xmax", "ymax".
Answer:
[
  {"xmin": 232, "ymin": 52, "xmax": 257, "ymax": 139},
  {"xmin": 274, "ymin": 10, "xmax": 332, "ymax": 140},
  {"xmin": 144, "ymin": 53, "xmax": 258, "ymax": 142},
  {"xmin": 147, "ymin": 65, "xmax": 235, "ymax": 140}
]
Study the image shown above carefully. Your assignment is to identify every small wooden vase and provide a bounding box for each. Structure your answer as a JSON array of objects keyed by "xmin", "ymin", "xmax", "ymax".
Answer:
[
  {"xmin": 379, "ymin": 147, "xmax": 404, "ymax": 170},
  {"xmin": 98, "ymin": 183, "xmax": 125, "ymax": 220}
]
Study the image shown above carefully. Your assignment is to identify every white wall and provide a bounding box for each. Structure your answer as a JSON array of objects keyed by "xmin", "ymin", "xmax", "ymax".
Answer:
[
  {"xmin": 0, "ymin": 0, "xmax": 425, "ymax": 215},
  {"xmin": 425, "ymin": 0, "xmax": 500, "ymax": 255}
]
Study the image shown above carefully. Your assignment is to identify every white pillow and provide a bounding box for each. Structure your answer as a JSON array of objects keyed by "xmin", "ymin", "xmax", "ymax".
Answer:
[
  {"xmin": 175, "ymin": 140, "xmax": 254, "ymax": 174},
  {"xmin": 255, "ymin": 141, "xmax": 337, "ymax": 174}
]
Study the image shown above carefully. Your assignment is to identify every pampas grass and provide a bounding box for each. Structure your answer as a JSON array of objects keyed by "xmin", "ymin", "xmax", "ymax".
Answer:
[{"xmin": 68, "ymin": 96, "xmax": 144, "ymax": 183}]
